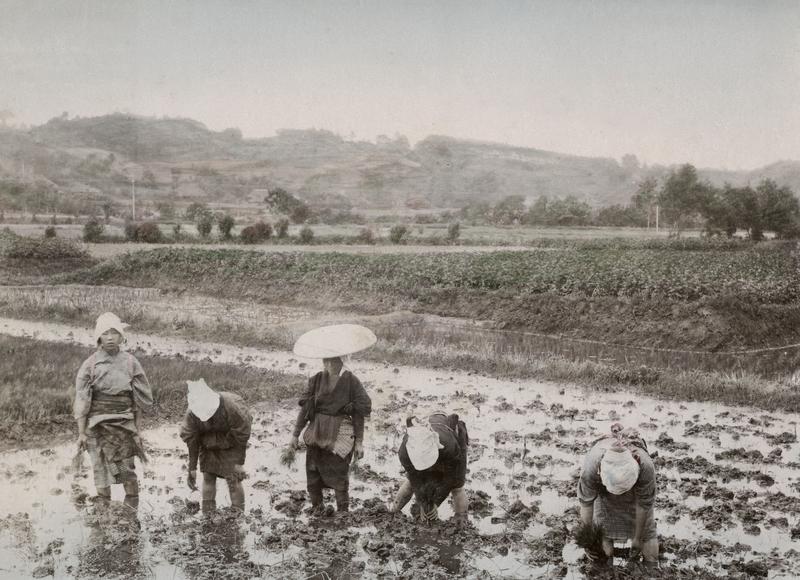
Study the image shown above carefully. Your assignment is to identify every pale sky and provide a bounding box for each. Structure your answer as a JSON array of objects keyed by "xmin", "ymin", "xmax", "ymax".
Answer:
[{"xmin": 1, "ymin": 0, "xmax": 798, "ymax": 169}]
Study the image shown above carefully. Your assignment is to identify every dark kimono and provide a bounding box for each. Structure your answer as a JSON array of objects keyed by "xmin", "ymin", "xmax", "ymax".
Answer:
[
  {"xmin": 180, "ymin": 392, "xmax": 253, "ymax": 479},
  {"xmin": 399, "ymin": 413, "xmax": 469, "ymax": 509},
  {"xmin": 293, "ymin": 370, "xmax": 372, "ymax": 491}
]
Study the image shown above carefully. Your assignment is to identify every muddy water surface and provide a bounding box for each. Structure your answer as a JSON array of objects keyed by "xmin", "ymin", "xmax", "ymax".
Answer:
[{"xmin": 1, "ymin": 318, "xmax": 800, "ymax": 579}]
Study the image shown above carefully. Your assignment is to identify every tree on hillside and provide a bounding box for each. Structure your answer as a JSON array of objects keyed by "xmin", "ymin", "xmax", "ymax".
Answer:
[
  {"xmin": 289, "ymin": 203, "xmax": 312, "ymax": 224},
  {"xmin": 701, "ymin": 184, "xmax": 744, "ymax": 237},
  {"xmin": 217, "ymin": 213, "xmax": 235, "ymax": 239},
  {"xmin": 631, "ymin": 177, "xmax": 659, "ymax": 228},
  {"xmin": 264, "ymin": 187, "xmax": 312, "ymax": 223},
  {"xmin": 197, "ymin": 212, "xmax": 214, "ymax": 238},
  {"xmin": 546, "ymin": 196, "xmax": 592, "ymax": 226},
  {"xmin": 699, "ymin": 179, "xmax": 799, "ymax": 239},
  {"xmin": 491, "ymin": 195, "xmax": 526, "ymax": 225},
  {"xmin": 757, "ymin": 179, "xmax": 800, "ymax": 238},
  {"xmin": 101, "ymin": 200, "xmax": 117, "ymax": 223},
  {"xmin": 275, "ymin": 218, "xmax": 290, "ymax": 238},
  {"xmin": 185, "ymin": 201, "xmax": 208, "ymax": 221},
  {"xmin": 657, "ymin": 164, "xmax": 711, "ymax": 234},
  {"xmin": 525, "ymin": 196, "xmax": 549, "ymax": 226}
]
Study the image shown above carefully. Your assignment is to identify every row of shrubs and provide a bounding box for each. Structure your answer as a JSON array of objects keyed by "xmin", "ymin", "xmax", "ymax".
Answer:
[
  {"xmin": 81, "ymin": 219, "xmax": 463, "ymax": 245},
  {"xmin": 1, "ymin": 228, "xmax": 89, "ymax": 260}
]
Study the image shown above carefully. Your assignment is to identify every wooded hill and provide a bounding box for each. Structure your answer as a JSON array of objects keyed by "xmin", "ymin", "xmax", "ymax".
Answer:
[{"xmin": 1, "ymin": 113, "xmax": 797, "ymax": 209}]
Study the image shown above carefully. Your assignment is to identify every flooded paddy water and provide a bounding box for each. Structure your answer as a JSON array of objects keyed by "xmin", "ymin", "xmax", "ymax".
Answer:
[{"xmin": 1, "ymin": 318, "xmax": 800, "ymax": 578}]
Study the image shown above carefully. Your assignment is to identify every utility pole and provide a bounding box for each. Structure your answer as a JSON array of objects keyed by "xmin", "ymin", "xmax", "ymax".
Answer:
[{"xmin": 130, "ymin": 177, "xmax": 136, "ymax": 221}]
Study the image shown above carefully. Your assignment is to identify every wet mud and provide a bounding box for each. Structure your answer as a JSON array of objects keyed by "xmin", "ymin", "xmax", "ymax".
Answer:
[{"xmin": 1, "ymin": 319, "xmax": 800, "ymax": 578}]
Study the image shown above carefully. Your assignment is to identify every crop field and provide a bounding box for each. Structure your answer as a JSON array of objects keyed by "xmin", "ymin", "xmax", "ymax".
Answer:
[
  {"xmin": 1, "ymin": 235, "xmax": 799, "ymax": 579},
  {"xmin": 68, "ymin": 243, "xmax": 799, "ymax": 302}
]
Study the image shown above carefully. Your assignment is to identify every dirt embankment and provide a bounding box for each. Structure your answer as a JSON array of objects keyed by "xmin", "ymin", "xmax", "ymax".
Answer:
[{"xmin": 419, "ymin": 289, "xmax": 800, "ymax": 352}]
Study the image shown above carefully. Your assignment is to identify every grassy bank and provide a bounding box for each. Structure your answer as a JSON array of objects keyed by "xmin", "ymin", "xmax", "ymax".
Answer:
[{"xmin": 0, "ymin": 334, "xmax": 304, "ymax": 450}]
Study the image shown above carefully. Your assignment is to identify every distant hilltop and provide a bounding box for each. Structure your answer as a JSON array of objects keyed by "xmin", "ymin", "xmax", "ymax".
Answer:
[{"xmin": 0, "ymin": 113, "xmax": 797, "ymax": 208}]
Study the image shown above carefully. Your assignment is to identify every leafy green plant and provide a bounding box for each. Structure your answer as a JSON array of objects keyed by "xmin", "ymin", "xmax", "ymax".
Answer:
[
  {"xmin": 83, "ymin": 218, "xmax": 105, "ymax": 242},
  {"xmin": 389, "ymin": 224, "xmax": 408, "ymax": 245},
  {"xmin": 298, "ymin": 225, "xmax": 314, "ymax": 244},
  {"xmin": 275, "ymin": 218, "xmax": 290, "ymax": 239}
]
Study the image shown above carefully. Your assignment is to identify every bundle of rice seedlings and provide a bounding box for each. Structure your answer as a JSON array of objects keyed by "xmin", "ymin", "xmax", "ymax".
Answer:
[
  {"xmin": 280, "ymin": 446, "xmax": 297, "ymax": 467},
  {"xmin": 575, "ymin": 522, "xmax": 607, "ymax": 562},
  {"xmin": 70, "ymin": 450, "xmax": 85, "ymax": 474}
]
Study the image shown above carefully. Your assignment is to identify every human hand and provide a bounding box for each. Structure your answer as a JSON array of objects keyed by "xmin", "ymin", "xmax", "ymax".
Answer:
[
  {"xmin": 233, "ymin": 464, "xmax": 248, "ymax": 481},
  {"xmin": 187, "ymin": 469, "xmax": 198, "ymax": 491},
  {"xmin": 289, "ymin": 436, "xmax": 300, "ymax": 450},
  {"xmin": 630, "ymin": 537, "xmax": 642, "ymax": 560}
]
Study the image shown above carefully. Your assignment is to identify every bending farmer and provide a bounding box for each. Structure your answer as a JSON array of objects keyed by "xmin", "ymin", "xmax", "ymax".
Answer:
[
  {"xmin": 577, "ymin": 425, "xmax": 658, "ymax": 568},
  {"xmin": 74, "ymin": 312, "xmax": 153, "ymax": 505},
  {"xmin": 391, "ymin": 413, "xmax": 469, "ymax": 522},
  {"xmin": 180, "ymin": 379, "xmax": 253, "ymax": 511}
]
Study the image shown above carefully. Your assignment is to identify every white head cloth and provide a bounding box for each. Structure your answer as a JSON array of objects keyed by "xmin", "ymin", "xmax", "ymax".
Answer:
[
  {"xmin": 187, "ymin": 378, "xmax": 221, "ymax": 422},
  {"xmin": 94, "ymin": 312, "xmax": 129, "ymax": 343},
  {"xmin": 406, "ymin": 421, "xmax": 444, "ymax": 471},
  {"xmin": 600, "ymin": 444, "xmax": 640, "ymax": 495}
]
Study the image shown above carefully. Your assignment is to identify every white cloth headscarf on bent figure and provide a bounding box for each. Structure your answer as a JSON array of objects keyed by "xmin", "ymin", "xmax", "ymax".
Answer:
[
  {"xmin": 406, "ymin": 420, "xmax": 444, "ymax": 471},
  {"xmin": 187, "ymin": 378, "xmax": 221, "ymax": 422},
  {"xmin": 600, "ymin": 443, "xmax": 640, "ymax": 495},
  {"xmin": 94, "ymin": 312, "xmax": 129, "ymax": 344}
]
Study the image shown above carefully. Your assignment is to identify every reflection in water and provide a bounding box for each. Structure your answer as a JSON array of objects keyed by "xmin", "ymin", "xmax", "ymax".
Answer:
[
  {"xmin": 1, "ymin": 331, "xmax": 800, "ymax": 578},
  {"xmin": 77, "ymin": 500, "xmax": 143, "ymax": 579},
  {"xmin": 166, "ymin": 504, "xmax": 252, "ymax": 580}
]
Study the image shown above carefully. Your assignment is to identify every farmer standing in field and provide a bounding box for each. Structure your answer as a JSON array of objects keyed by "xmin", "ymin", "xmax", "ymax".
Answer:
[
  {"xmin": 390, "ymin": 413, "xmax": 469, "ymax": 523},
  {"xmin": 577, "ymin": 424, "xmax": 659, "ymax": 570},
  {"xmin": 74, "ymin": 312, "xmax": 153, "ymax": 506},
  {"xmin": 180, "ymin": 378, "xmax": 253, "ymax": 511},
  {"xmin": 287, "ymin": 324, "xmax": 375, "ymax": 514}
]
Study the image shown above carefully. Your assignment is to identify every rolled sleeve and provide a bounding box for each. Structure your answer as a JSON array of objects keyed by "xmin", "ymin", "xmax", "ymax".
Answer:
[
  {"xmin": 73, "ymin": 358, "xmax": 93, "ymax": 420},
  {"xmin": 577, "ymin": 444, "xmax": 604, "ymax": 506},
  {"xmin": 634, "ymin": 453, "xmax": 656, "ymax": 510}
]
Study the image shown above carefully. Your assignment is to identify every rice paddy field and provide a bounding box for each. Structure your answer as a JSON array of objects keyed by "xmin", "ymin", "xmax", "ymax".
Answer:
[{"xmin": 1, "ymin": 233, "xmax": 799, "ymax": 579}]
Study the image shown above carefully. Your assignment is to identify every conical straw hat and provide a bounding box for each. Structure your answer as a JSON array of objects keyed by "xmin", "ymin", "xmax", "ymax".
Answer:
[{"xmin": 293, "ymin": 324, "xmax": 377, "ymax": 358}]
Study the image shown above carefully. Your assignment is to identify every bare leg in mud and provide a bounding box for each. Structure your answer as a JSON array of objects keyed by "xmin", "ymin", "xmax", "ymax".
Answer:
[
  {"xmin": 202, "ymin": 473, "xmax": 218, "ymax": 511},
  {"xmin": 390, "ymin": 480, "xmax": 413, "ymax": 513},
  {"xmin": 601, "ymin": 538, "xmax": 614, "ymax": 560},
  {"xmin": 335, "ymin": 489, "xmax": 349, "ymax": 512},
  {"xmin": 123, "ymin": 479, "xmax": 139, "ymax": 509},
  {"xmin": 307, "ymin": 479, "xmax": 325, "ymax": 514},
  {"xmin": 451, "ymin": 487, "xmax": 468, "ymax": 521},
  {"xmin": 227, "ymin": 478, "xmax": 245, "ymax": 510},
  {"xmin": 642, "ymin": 539, "xmax": 659, "ymax": 564}
]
